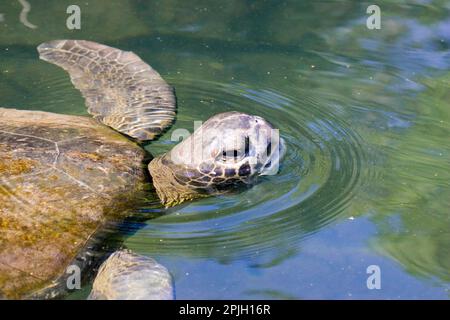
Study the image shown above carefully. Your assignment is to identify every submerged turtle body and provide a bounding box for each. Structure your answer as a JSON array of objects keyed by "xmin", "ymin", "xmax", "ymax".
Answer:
[{"xmin": 0, "ymin": 108, "xmax": 147, "ymax": 298}]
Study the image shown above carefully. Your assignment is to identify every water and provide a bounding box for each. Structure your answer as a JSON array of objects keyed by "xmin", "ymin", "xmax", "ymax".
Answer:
[{"xmin": 1, "ymin": 0, "xmax": 449, "ymax": 299}]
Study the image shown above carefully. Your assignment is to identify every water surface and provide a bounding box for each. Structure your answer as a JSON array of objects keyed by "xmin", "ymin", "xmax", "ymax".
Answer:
[{"xmin": 1, "ymin": 0, "xmax": 449, "ymax": 299}]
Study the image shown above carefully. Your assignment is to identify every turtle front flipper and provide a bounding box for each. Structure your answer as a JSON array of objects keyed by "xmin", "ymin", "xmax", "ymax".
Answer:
[{"xmin": 37, "ymin": 40, "xmax": 176, "ymax": 141}]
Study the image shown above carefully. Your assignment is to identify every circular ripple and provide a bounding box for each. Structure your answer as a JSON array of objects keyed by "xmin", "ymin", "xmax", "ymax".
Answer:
[{"xmin": 118, "ymin": 78, "xmax": 369, "ymax": 259}]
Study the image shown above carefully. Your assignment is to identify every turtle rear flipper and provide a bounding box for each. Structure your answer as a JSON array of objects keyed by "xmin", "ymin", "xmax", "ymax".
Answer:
[{"xmin": 37, "ymin": 40, "xmax": 176, "ymax": 141}]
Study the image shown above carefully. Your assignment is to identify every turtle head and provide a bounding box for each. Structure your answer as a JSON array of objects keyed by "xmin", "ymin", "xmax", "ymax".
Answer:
[{"xmin": 149, "ymin": 112, "xmax": 284, "ymax": 207}]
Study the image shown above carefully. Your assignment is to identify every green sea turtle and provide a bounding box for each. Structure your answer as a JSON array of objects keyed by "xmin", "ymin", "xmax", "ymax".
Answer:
[{"xmin": 0, "ymin": 40, "xmax": 282, "ymax": 299}]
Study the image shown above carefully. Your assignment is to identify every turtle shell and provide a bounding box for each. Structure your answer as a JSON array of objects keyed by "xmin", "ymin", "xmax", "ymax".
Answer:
[{"xmin": 0, "ymin": 108, "xmax": 147, "ymax": 299}]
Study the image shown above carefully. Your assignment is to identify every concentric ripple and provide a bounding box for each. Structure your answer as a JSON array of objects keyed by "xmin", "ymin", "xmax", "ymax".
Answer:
[{"xmin": 119, "ymin": 78, "xmax": 370, "ymax": 259}]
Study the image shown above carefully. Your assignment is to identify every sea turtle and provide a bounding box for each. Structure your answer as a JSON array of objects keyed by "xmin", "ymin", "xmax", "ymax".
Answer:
[{"xmin": 0, "ymin": 40, "xmax": 282, "ymax": 299}]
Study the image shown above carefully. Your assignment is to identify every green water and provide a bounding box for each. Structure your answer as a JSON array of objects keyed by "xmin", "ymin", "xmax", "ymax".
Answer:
[{"xmin": 1, "ymin": 0, "xmax": 449, "ymax": 299}]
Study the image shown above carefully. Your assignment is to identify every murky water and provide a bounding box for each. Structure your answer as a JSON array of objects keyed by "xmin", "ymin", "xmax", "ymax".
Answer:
[{"xmin": 1, "ymin": 0, "xmax": 449, "ymax": 299}]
